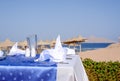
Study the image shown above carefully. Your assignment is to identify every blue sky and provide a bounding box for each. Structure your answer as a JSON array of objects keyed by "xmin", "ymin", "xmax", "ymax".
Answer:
[{"xmin": 0, "ymin": 0, "xmax": 120, "ymax": 42}]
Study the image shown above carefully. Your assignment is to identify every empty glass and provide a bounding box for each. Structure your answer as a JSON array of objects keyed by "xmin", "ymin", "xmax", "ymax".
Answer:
[{"xmin": 26, "ymin": 34, "xmax": 37, "ymax": 57}]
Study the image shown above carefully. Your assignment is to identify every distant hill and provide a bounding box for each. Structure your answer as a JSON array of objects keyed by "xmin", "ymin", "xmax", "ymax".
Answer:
[{"xmin": 85, "ymin": 36, "xmax": 115, "ymax": 43}]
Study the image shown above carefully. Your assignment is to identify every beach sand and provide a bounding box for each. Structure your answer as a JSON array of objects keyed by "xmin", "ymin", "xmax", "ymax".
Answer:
[{"xmin": 80, "ymin": 43, "xmax": 120, "ymax": 62}]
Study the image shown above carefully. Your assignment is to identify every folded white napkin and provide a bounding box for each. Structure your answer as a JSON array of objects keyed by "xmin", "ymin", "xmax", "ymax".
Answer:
[
  {"xmin": 0, "ymin": 50, "xmax": 4, "ymax": 57},
  {"xmin": 63, "ymin": 47, "xmax": 75, "ymax": 55},
  {"xmin": 37, "ymin": 35, "xmax": 67, "ymax": 62},
  {"xmin": 25, "ymin": 48, "xmax": 30, "ymax": 57},
  {"xmin": 31, "ymin": 47, "xmax": 36, "ymax": 57},
  {"xmin": 8, "ymin": 42, "xmax": 25, "ymax": 56}
]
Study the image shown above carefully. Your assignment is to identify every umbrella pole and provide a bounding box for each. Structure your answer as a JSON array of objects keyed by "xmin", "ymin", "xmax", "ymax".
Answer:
[
  {"xmin": 79, "ymin": 43, "xmax": 81, "ymax": 53},
  {"xmin": 74, "ymin": 43, "xmax": 76, "ymax": 51},
  {"xmin": 69, "ymin": 45, "xmax": 70, "ymax": 48}
]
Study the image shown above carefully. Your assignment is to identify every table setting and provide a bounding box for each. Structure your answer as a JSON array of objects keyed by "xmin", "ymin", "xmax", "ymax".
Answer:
[{"xmin": 0, "ymin": 35, "xmax": 88, "ymax": 81}]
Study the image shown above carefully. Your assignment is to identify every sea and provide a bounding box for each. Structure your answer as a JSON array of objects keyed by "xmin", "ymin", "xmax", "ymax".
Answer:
[{"xmin": 63, "ymin": 43, "xmax": 113, "ymax": 52}]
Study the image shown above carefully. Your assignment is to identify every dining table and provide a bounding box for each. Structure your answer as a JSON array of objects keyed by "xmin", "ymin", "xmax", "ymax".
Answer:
[{"xmin": 0, "ymin": 54, "xmax": 88, "ymax": 81}]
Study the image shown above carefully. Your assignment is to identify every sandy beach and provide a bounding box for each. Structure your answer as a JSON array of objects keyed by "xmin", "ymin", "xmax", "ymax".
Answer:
[{"xmin": 80, "ymin": 43, "xmax": 120, "ymax": 62}]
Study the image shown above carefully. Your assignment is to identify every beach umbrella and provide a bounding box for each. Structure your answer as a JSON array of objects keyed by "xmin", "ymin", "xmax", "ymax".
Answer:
[
  {"xmin": 44, "ymin": 40, "xmax": 51, "ymax": 45},
  {"xmin": 63, "ymin": 35, "xmax": 87, "ymax": 52},
  {"xmin": 64, "ymin": 35, "xmax": 86, "ymax": 43},
  {"xmin": 49, "ymin": 39, "xmax": 56, "ymax": 48},
  {"xmin": 38, "ymin": 40, "xmax": 50, "ymax": 45},
  {"xmin": 38, "ymin": 40, "xmax": 51, "ymax": 49},
  {"xmin": 38, "ymin": 40, "xmax": 43, "ymax": 45},
  {"xmin": 0, "ymin": 39, "xmax": 15, "ymax": 48},
  {"xmin": 18, "ymin": 40, "xmax": 28, "ymax": 47},
  {"xmin": 63, "ymin": 35, "xmax": 86, "ymax": 44}
]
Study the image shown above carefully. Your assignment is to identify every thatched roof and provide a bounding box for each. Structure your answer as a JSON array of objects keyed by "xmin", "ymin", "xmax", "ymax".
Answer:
[
  {"xmin": 18, "ymin": 40, "xmax": 27, "ymax": 46},
  {"xmin": 63, "ymin": 35, "xmax": 86, "ymax": 44},
  {"xmin": 38, "ymin": 40, "xmax": 50, "ymax": 45},
  {"xmin": 0, "ymin": 39, "xmax": 15, "ymax": 47}
]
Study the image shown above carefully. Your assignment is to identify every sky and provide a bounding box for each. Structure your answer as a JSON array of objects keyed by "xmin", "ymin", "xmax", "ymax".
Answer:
[{"xmin": 0, "ymin": 0, "xmax": 120, "ymax": 42}]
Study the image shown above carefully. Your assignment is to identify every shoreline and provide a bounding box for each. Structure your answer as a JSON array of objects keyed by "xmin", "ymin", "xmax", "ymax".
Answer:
[{"xmin": 79, "ymin": 43, "xmax": 120, "ymax": 62}]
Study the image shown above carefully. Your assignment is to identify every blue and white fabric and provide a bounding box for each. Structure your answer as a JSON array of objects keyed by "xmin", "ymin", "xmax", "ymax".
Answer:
[{"xmin": 0, "ymin": 54, "xmax": 57, "ymax": 81}]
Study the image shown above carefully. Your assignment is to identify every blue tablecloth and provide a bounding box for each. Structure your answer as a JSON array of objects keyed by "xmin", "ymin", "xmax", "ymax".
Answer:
[{"xmin": 0, "ymin": 54, "xmax": 57, "ymax": 81}]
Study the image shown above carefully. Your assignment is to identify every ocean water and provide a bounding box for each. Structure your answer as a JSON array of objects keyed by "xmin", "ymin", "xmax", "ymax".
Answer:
[
  {"xmin": 63, "ymin": 43, "xmax": 112, "ymax": 52},
  {"xmin": 80, "ymin": 43, "xmax": 112, "ymax": 51}
]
